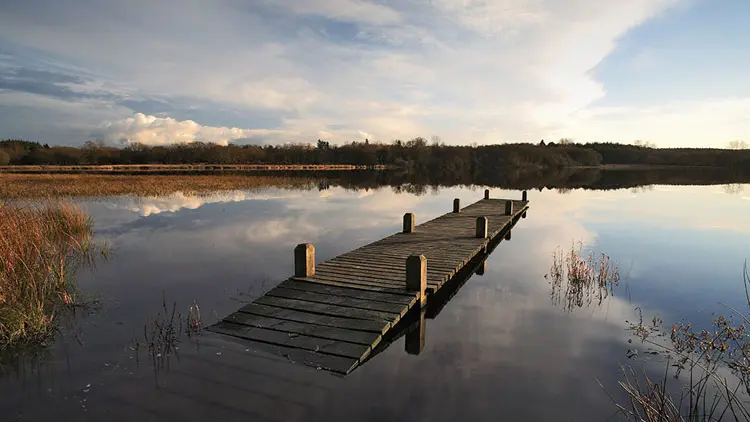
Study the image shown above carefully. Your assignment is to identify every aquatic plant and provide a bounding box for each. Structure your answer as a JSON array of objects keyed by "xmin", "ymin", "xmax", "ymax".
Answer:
[
  {"xmin": 546, "ymin": 241, "xmax": 621, "ymax": 312},
  {"xmin": 611, "ymin": 261, "xmax": 750, "ymax": 421},
  {"xmin": 0, "ymin": 201, "xmax": 104, "ymax": 348},
  {"xmin": 130, "ymin": 293, "xmax": 204, "ymax": 382}
]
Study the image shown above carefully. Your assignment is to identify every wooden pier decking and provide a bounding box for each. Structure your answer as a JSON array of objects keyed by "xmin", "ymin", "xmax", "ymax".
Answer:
[{"xmin": 209, "ymin": 191, "xmax": 530, "ymax": 374}]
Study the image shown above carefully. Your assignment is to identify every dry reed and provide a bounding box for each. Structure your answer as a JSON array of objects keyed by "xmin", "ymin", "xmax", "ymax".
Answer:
[
  {"xmin": 612, "ymin": 261, "xmax": 750, "ymax": 421},
  {"xmin": 0, "ymin": 174, "xmax": 319, "ymax": 199},
  {"xmin": 0, "ymin": 201, "xmax": 99, "ymax": 348},
  {"xmin": 547, "ymin": 241, "xmax": 621, "ymax": 312}
]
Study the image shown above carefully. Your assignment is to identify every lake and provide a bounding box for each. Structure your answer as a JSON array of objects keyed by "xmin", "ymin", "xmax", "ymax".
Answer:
[{"xmin": 1, "ymin": 179, "xmax": 749, "ymax": 421}]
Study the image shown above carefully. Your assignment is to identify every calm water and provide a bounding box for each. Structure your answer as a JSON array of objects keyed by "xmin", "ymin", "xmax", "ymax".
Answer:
[{"xmin": 2, "ymin": 183, "xmax": 749, "ymax": 421}]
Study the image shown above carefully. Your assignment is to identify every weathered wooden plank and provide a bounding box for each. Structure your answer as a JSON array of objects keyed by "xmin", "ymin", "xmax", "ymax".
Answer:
[
  {"xmin": 332, "ymin": 254, "xmax": 458, "ymax": 272},
  {"xmin": 238, "ymin": 303, "xmax": 390, "ymax": 334},
  {"xmin": 315, "ymin": 265, "xmax": 446, "ymax": 287},
  {"xmin": 254, "ymin": 296, "xmax": 401, "ymax": 323},
  {"xmin": 313, "ymin": 269, "xmax": 443, "ymax": 290},
  {"xmin": 313, "ymin": 269, "xmax": 409, "ymax": 285},
  {"xmin": 211, "ymin": 321, "xmax": 371, "ymax": 359},
  {"xmin": 208, "ymin": 330, "xmax": 360, "ymax": 374},
  {"xmin": 323, "ymin": 257, "xmax": 454, "ymax": 277},
  {"xmin": 280, "ymin": 279, "xmax": 416, "ymax": 305},
  {"xmin": 292, "ymin": 277, "xmax": 415, "ymax": 296},
  {"xmin": 306, "ymin": 274, "xmax": 412, "ymax": 290},
  {"xmin": 264, "ymin": 287, "xmax": 407, "ymax": 316},
  {"xmin": 224, "ymin": 311, "xmax": 382, "ymax": 346}
]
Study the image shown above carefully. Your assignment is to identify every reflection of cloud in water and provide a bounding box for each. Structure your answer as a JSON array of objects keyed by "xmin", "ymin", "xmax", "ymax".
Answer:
[{"xmin": 114, "ymin": 191, "xmax": 298, "ymax": 216}]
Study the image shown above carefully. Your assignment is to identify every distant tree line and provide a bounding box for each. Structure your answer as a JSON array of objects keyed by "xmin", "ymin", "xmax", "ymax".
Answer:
[{"xmin": 2, "ymin": 138, "xmax": 750, "ymax": 172}]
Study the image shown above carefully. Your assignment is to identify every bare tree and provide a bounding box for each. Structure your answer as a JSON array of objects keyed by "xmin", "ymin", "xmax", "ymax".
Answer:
[{"xmin": 728, "ymin": 140, "xmax": 749, "ymax": 150}]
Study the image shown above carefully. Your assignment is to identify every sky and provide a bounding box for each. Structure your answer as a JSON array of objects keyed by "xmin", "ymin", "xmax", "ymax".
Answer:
[{"xmin": 0, "ymin": 0, "xmax": 747, "ymax": 148}]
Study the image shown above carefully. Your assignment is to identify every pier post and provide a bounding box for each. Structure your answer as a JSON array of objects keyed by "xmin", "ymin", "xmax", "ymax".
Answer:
[
  {"xmin": 405, "ymin": 309, "xmax": 426, "ymax": 355},
  {"xmin": 505, "ymin": 200, "xmax": 514, "ymax": 215},
  {"xmin": 476, "ymin": 260, "xmax": 486, "ymax": 276},
  {"xmin": 403, "ymin": 213, "xmax": 415, "ymax": 233},
  {"xmin": 484, "ymin": 189, "xmax": 490, "ymax": 199},
  {"xmin": 522, "ymin": 190, "xmax": 528, "ymax": 201},
  {"xmin": 522, "ymin": 211, "xmax": 527, "ymax": 219},
  {"xmin": 505, "ymin": 230, "xmax": 512, "ymax": 241},
  {"xmin": 294, "ymin": 243, "xmax": 315, "ymax": 277},
  {"xmin": 453, "ymin": 198, "xmax": 461, "ymax": 213},
  {"xmin": 476, "ymin": 216, "xmax": 488, "ymax": 238},
  {"xmin": 406, "ymin": 255, "xmax": 427, "ymax": 305}
]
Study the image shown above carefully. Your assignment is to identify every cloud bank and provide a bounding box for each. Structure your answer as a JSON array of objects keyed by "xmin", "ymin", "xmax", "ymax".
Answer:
[
  {"xmin": 0, "ymin": 0, "xmax": 748, "ymax": 147},
  {"xmin": 98, "ymin": 113, "xmax": 297, "ymax": 146}
]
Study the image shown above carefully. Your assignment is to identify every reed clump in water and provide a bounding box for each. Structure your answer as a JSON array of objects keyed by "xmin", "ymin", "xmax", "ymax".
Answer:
[
  {"xmin": 0, "ymin": 201, "xmax": 100, "ymax": 348},
  {"xmin": 547, "ymin": 241, "xmax": 621, "ymax": 312}
]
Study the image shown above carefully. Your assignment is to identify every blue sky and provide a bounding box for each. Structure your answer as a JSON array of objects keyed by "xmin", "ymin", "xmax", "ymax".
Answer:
[{"xmin": 0, "ymin": 0, "xmax": 747, "ymax": 147}]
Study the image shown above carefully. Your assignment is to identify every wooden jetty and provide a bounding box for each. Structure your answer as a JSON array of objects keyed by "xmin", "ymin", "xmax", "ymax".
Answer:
[{"xmin": 209, "ymin": 190, "xmax": 530, "ymax": 374}]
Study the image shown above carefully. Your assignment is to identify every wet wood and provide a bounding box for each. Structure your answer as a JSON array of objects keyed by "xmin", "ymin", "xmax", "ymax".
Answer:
[
  {"xmin": 224, "ymin": 312, "xmax": 382, "ymax": 346},
  {"xmin": 237, "ymin": 303, "xmax": 390, "ymax": 334},
  {"xmin": 212, "ymin": 321, "xmax": 371, "ymax": 359}
]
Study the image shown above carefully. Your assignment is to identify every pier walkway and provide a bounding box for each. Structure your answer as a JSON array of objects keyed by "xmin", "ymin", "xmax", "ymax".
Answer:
[{"xmin": 209, "ymin": 191, "xmax": 530, "ymax": 374}]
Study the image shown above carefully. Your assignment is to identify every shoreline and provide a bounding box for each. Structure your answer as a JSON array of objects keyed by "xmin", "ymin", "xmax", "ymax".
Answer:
[
  {"xmin": 0, "ymin": 163, "xmax": 733, "ymax": 174},
  {"xmin": 0, "ymin": 164, "xmax": 391, "ymax": 174}
]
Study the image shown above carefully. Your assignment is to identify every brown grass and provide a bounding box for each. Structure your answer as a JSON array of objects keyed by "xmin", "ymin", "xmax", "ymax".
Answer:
[
  {"xmin": 0, "ymin": 174, "xmax": 319, "ymax": 199},
  {"xmin": 0, "ymin": 201, "xmax": 99, "ymax": 348}
]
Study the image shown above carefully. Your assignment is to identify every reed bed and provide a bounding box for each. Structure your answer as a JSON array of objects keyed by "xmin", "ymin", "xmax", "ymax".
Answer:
[
  {"xmin": 0, "ymin": 201, "xmax": 99, "ymax": 348},
  {"xmin": 0, "ymin": 174, "xmax": 319, "ymax": 199}
]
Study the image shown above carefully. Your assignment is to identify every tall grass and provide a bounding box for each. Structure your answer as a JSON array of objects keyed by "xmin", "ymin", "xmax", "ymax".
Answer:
[{"xmin": 0, "ymin": 201, "xmax": 100, "ymax": 348}]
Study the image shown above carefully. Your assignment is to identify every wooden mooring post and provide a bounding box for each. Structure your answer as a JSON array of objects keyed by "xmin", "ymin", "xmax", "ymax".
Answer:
[
  {"xmin": 476, "ymin": 216, "xmax": 488, "ymax": 238},
  {"xmin": 406, "ymin": 255, "xmax": 427, "ymax": 306},
  {"xmin": 294, "ymin": 243, "xmax": 315, "ymax": 277},
  {"xmin": 403, "ymin": 213, "xmax": 415, "ymax": 233},
  {"xmin": 453, "ymin": 198, "xmax": 461, "ymax": 213}
]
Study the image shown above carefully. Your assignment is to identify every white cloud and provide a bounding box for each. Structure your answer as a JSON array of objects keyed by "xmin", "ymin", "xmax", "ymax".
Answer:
[
  {"xmin": 2, "ymin": 0, "xmax": 747, "ymax": 147},
  {"xmin": 99, "ymin": 113, "xmax": 298, "ymax": 146},
  {"xmin": 275, "ymin": 0, "xmax": 402, "ymax": 25}
]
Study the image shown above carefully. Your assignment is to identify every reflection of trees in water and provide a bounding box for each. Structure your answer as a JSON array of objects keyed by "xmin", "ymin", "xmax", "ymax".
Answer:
[
  {"xmin": 323, "ymin": 166, "xmax": 750, "ymax": 194},
  {"xmin": 546, "ymin": 242, "xmax": 621, "ymax": 312},
  {"xmin": 723, "ymin": 184, "xmax": 745, "ymax": 195}
]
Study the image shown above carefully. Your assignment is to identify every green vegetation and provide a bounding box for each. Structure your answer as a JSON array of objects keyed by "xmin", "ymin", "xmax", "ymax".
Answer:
[
  {"xmin": 3, "ymin": 138, "xmax": 750, "ymax": 173},
  {"xmin": 0, "ymin": 202, "xmax": 102, "ymax": 348}
]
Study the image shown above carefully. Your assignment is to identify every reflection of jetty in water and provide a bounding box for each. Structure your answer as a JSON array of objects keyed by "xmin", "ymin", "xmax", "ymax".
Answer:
[
  {"xmin": 366, "ymin": 220, "xmax": 517, "ymax": 362},
  {"xmin": 210, "ymin": 192, "xmax": 529, "ymax": 374}
]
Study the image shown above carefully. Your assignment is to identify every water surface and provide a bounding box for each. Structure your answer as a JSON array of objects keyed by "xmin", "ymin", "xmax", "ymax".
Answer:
[{"xmin": 1, "ymin": 182, "xmax": 749, "ymax": 421}]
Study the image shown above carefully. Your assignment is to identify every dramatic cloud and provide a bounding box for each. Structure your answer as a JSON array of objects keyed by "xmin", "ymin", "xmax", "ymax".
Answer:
[
  {"xmin": 98, "ymin": 113, "xmax": 298, "ymax": 146},
  {"xmin": 0, "ymin": 0, "xmax": 748, "ymax": 146}
]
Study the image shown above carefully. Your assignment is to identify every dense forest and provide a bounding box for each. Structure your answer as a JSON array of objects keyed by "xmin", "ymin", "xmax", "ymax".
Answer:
[{"xmin": 2, "ymin": 138, "xmax": 750, "ymax": 175}]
